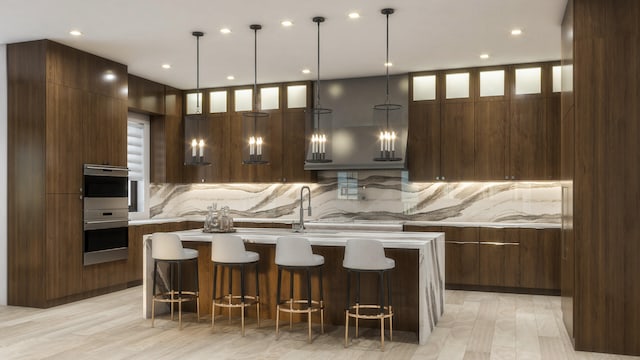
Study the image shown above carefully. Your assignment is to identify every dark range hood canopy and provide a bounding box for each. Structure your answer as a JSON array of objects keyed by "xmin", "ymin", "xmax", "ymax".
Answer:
[{"xmin": 304, "ymin": 74, "xmax": 409, "ymax": 171}]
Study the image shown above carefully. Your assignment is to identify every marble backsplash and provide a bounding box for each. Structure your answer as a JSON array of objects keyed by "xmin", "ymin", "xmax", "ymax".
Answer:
[{"xmin": 148, "ymin": 171, "xmax": 560, "ymax": 224}]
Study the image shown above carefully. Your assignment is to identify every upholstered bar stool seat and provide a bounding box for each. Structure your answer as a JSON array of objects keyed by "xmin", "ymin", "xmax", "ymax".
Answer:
[
  {"xmin": 151, "ymin": 233, "xmax": 200, "ymax": 329},
  {"xmin": 275, "ymin": 237, "xmax": 325, "ymax": 343},
  {"xmin": 211, "ymin": 234, "xmax": 260, "ymax": 336},
  {"xmin": 343, "ymin": 238, "xmax": 395, "ymax": 350}
]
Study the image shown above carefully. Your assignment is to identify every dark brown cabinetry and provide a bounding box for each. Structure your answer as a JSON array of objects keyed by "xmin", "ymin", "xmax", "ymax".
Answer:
[
  {"xmin": 8, "ymin": 40, "xmax": 129, "ymax": 307},
  {"xmin": 183, "ymin": 82, "xmax": 314, "ymax": 184},
  {"xmin": 444, "ymin": 227, "xmax": 479, "ymax": 285},
  {"xmin": 128, "ymin": 74, "xmax": 165, "ymax": 114},
  {"xmin": 478, "ymin": 228, "xmax": 520, "ymax": 287},
  {"xmin": 405, "ymin": 225, "xmax": 559, "ymax": 292},
  {"xmin": 150, "ymin": 85, "xmax": 185, "ymax": 183},
  {"xmin": 408, "ymin": 62, "xmax": 560, "ymax": 181}
]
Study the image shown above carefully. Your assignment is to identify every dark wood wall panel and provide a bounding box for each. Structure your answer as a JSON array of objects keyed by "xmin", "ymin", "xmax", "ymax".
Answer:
[
  {"xmin": 569, "ymin": 0, "xmax": 640, "ymax": 355},
  {"xmin": 128, "ymin": 74, "xmax": 165, "ymax": 114},
  {"xmin": 407, "ymin": 101, "xmax": 441, "ymax": 181},
  {"xmin": 45, "ymin": 194, "xmax": 83, "ymax": 300},
  {"xmin": 45, "ymin": 83, "xmax": 85, "ymax": 193},
  {"xmin": 441, "ymin": 102, "xmax": 475, "ymax": 181},
  {"xmin": 474, "ymin": 101, "xmax": 507, "ymax": 180},
  {"xmin": 7, "ymin": 40, "xmax": 48, "ymax": 307}
]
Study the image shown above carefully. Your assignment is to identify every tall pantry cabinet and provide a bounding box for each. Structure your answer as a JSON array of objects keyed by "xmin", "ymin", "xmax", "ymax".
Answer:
[{"xmin": 7, "ymin": 40, "xmax": 128, "ymax": 307}]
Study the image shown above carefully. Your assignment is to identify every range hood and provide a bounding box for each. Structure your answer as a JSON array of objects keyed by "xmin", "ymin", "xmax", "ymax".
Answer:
[{"xmin": 304, "ymin": 74, "xmax": 409, "ymax": 171}]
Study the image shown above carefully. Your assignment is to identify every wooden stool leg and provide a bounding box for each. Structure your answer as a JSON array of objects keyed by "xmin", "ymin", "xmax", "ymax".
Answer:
[
  {"xmin": 344, "ymin": 310, "xmax": 349, "ymax": 347},
  {"xmin": 289, "ymin": 270, "xmax": 294, "ymax": 329},
  {"xmin": 276, "ymin": 267, "xmax": 281, "ymax": 339},
  {"xmin": 319, "ymin": 267, "xmax": 324, "ymax": 334},
  {"xmin": 256, "ymin": 262, "xmax": 260, "ymax": 328},
  {"xmin": 212, "ymin": 263, "xmax": 217, "ymax": 328}
]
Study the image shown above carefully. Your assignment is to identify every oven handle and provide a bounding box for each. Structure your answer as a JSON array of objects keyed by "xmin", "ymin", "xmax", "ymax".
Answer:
[
  {"xmin": 84, "ymin": 165, "xmax": 130, "ymax": 172},
  {"xmin": 84, "ymin": 219, "xmax": 129, "ymax": 230}
]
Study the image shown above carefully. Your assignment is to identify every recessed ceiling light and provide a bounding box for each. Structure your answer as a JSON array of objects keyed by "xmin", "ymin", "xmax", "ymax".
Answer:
[
  {"xmin": 348, "ymin": 12, "xmax": 360, "ymax": 19},
  {"xmin": 162, "ymin": 64, "xmax": 171, "ymax": 69},
  {"xmin": 511, "ymin": 28, "xmax": 522, "ymax": 36},
  {"xmin": 384, "ymin": 62, "xmax": 393, "ymax": 67},
  {"xmin": 302, "ymin": 69, "xmax": 311, "ymax": 74},
  {"xmin": 220, "ymin": 28, "xmax": 231, "ymax": 34},
  {"xmin": 281, "ymin": 20, "xmax": 293, "ymax": 27},
  {"xmin": 69, "ymin": 30, "xmax": 82, "ymax": 36},
  {"xmin": 227, "ymin": 75, "xmax": 235, "ymax": 80},
  {"xmin": 480, "ymin": 54, "xmax": 490, "ymax": 59}
]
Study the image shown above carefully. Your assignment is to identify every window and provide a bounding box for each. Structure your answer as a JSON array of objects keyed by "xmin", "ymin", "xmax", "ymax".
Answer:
[{"xmin": 127, "ymin": 113, "xmax": 150, "ymax": 218}]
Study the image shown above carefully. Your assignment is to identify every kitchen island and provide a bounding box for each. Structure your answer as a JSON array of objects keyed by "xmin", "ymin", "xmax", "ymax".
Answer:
[{"xmin": 142, "ymin": 228, "xmax": 444, "ymax": 344}]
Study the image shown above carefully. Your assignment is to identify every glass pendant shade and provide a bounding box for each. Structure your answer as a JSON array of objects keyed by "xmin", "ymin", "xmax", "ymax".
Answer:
[
  {"xmin": 184, "ymin": 31, "xmax": 210, "ymax": 166},
  {"xmin": 306, "ymin": 16, "xmax": 333, "ymax": 164},
  {"xmin": 242, "ymin": 24, "xmax": 270, "ymax": 165},
  {"xmin": 373, "ymin": 8, "xmax": 402, "ymax": 162}
]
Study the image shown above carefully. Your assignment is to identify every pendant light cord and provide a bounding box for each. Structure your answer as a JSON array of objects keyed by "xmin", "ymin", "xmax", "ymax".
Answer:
[
  {"xmin": 196, "ymin": 34, "xmax": 200, "ymax": 110},
  {"xmin": 385, "ymin": 11, "xmax": 390, "ymax": 105},
  {"xmin": 316, "ymin": 20, "xmax": 321, "ymax": 108},
  {"xmin": 254, "ymin": 27, "xmax": 258, "ymax": 111}
]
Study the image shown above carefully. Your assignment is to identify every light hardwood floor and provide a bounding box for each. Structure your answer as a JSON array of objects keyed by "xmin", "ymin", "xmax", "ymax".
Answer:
[{"xmin": 0, "ymin": 287, "xmax": 638, "ymax": 360}]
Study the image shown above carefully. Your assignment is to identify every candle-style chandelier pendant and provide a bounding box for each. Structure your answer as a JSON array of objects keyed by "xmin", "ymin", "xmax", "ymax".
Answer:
[
  {"xmin": 306, "ymin": 16, "xmax": 332, "ymax": 164},
  {"xmin": 185, "ymin": 31, "xmax": 211, "ymax": 166},
  {"xmin": 373, "ymin": 8, "xmax": 402, "ymax": 162},
  {"xmin": 242, "ymin": 24, "xmax": 270, "ymax": 165}
]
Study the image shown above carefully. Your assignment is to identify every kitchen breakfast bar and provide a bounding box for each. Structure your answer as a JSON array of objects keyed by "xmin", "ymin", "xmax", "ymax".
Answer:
[{"xmin": 141, "ymin": 228, "xmax": 445, "ymax": 344}]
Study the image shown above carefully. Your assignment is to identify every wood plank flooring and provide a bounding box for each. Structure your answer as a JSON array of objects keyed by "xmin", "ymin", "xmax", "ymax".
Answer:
[{"xmin": 0, "ymin": 287, "xmax": 637, "ymax": 359}]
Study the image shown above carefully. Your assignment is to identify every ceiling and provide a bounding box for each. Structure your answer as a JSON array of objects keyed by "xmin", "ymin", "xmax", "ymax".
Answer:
[{"xmin": 1, "ymin": 0, "xmax": 567, "ymax": 90}]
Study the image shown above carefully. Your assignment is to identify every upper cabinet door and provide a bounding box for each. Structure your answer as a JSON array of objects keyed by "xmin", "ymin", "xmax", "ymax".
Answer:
[
  {"xmin": 408, "ymin": 73, "xmax": 441, "ymax": 182},
  {"xmin": 127, "ymin": 74, "xmax": 165, "ymax": 115},
  {"xmin": 83, "ymin": 93, "xmax": 128, "ymax": 167}
]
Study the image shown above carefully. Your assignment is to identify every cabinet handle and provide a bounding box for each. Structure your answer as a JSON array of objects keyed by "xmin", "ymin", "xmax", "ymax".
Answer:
[
  {"xmin": 479, "ymin": 242, "xmax": 519, "ymax": 246},
  {"xmin": 446, "ymin": 241, "xmax": 477, "ymax": 245}
]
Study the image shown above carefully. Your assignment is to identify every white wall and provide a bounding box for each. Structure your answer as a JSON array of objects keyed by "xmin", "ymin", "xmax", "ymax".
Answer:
[{"xmin": 0, "ymin": 44, "xmax": 8, "ymax": 305}]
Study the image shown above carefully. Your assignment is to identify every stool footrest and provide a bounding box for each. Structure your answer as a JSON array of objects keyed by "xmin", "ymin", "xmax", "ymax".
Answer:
[
  {"xmin": 153, "ymin": 291, "xmax": 199, "ymax": 303},
  {"xmin": 277, "ymin": 299, "xmax": 323, "ymax": 314},
  {"xmin": 346, "ymin": 304, "xmax": 394, "ymax": 320},
  {"xmin": 213, "ymin": 295, "xmax": 260, "ymax": 308}
]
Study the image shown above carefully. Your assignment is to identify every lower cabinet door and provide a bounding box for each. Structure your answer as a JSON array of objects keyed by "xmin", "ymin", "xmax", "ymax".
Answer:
[
  {"xmin": 445, "ymin": 241, "xmax": 479, "ymax": 286},
  {"xmin": 478, "ymin": 242, "xmax": 520, "ymax": 287}
]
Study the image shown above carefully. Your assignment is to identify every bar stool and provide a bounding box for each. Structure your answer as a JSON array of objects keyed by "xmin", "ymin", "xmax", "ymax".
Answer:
[
  {"xmin": 343, "ymin": 238, "xmax": 395, "ymax": 350},
  {"xmin": 211, "ymin": 234, "xmax": 260, "ymax": 336},
  {"xmin": 151, "ymin": 232, "xmax": 200, "ymax": 329},
  {"xmin": 275, "ymin": 236, "xmax": 324, "ymax": 343}
]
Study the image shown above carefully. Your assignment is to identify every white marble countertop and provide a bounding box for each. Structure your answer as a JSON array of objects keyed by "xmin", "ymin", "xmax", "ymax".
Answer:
[
  {"xmin": 167, "ymin": 228, "xmax": 442, "ymax": 250},
  {"xmin": 130, "ymin": 217, "xmax": 560, "ymax": 229}
]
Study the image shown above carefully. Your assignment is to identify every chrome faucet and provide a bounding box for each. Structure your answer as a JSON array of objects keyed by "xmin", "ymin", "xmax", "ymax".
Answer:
[{"xmin": 296, "ymin": 186, "xmax": 312, "ymax": 232}]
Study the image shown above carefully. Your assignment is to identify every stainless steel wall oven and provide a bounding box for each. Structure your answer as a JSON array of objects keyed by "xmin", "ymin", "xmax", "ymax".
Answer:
[{"xmin": 83, "ymin": 164, "xmax": 129, "ymax": 265}]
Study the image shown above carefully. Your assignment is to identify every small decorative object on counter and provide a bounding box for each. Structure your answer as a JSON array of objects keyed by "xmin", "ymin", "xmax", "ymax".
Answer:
[
  {"xmin": 204, "ymin": 205, "xmax": 235, "ymax": 233},
  {"xmin": 203, "ymin": 203, "xmax": 219, "ymax": 232}
]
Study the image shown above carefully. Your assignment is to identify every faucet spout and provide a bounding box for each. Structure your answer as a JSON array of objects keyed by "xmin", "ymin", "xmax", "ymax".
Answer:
[{"xmin": 297, "ymin": 186, "xmax": 312, "ymax": 232}]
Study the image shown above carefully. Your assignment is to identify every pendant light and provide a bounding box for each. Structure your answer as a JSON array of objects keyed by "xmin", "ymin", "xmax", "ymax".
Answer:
[
  {"xmin": 373, "ymin": 8, "xmax": 402, "ymax": 162},
  {"xmin": 184, "ymin": 31, "xmax": 210, "ymax": 166},
  {"xmin": 306, "ymin": 16, "xmax": 332, "ymax": 163},
  {"xmin": 242, "ymin": 24, "xmax": 269, "ymax": 165}
]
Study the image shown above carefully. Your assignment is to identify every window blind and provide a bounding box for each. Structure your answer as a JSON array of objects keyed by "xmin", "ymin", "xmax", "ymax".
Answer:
[{"xmin": 127, "ymin": 121, "xmax": 144, "ymax": 181}]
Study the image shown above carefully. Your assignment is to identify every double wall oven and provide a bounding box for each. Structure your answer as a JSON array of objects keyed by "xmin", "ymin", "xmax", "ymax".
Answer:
[{"xmin": 83, "ymin": 164, "xmax": 129, "ymax": 265}]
